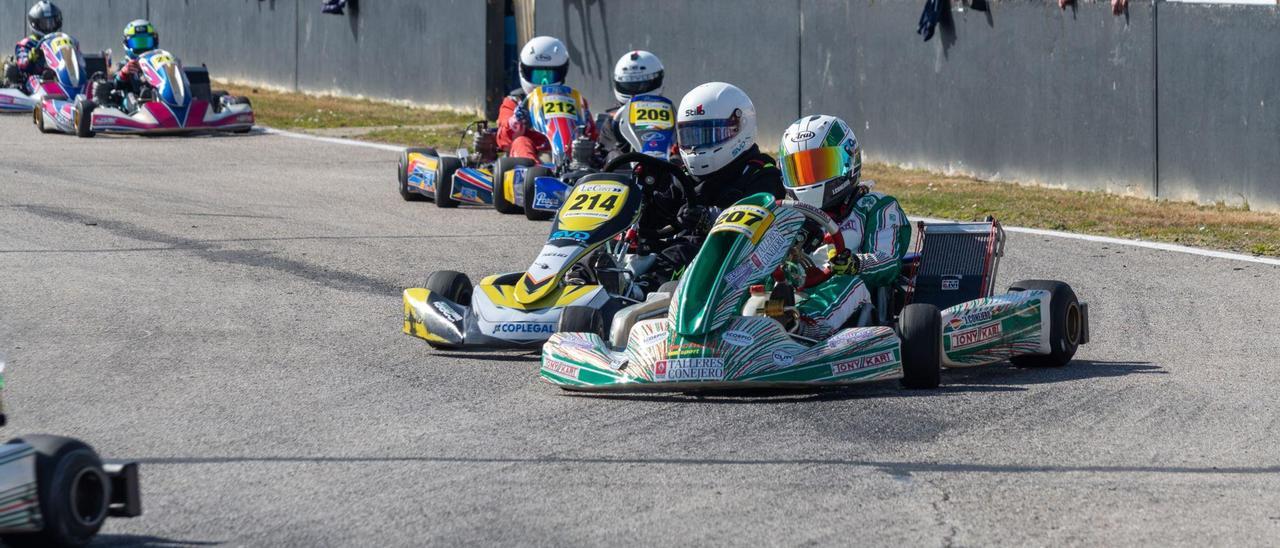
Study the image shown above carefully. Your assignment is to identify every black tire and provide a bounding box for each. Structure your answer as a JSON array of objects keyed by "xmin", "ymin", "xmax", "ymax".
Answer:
[
  {"xmin": 557, "ymin": 306, "xmax": 605, "ymax": 339},
  {"xmin": 425, "ymin": 270, "xmax": 472, "ymax": 305},
  {"xmin": 73, "ymin": 98, "xmax": 95, "ymax": 138},
  {"xmin": 0, "ymin": 435, "xmax": 110, "ymax": 548},
  {"xmin": 33, "ymin": 104, "xmax": 50, "ymax": 133},
  {"xmin": 1008, "ymin": 280, "xmax": 1082, "ymax": 368},
  {"xmin": 398, "ymin": 147, "xmax": 435, "ymax": 202},
  {"xmin": 492, "ymin": 156, "xmax": 535, "ymax": 214},
  {"xmin": 2, "ymin": 62, "xmax": 20, "ymax": 87},
  {"xmin": 434, "ymin": 155, "xmax": 462, "ymax": 208},
  {"xmin": 521, "ymin": 165, "xmax": 556, "ymax": 221},
  {"xmin": 897, "ymin": 303, "xmax": 942, "ymax": 389},
  {"xmin": 91, "ymin": 79, "xmax": 114, "ymax": 106}
]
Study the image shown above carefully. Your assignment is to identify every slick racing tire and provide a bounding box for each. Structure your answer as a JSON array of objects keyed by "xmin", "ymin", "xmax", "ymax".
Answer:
[
  {"xmin": 425, "ymin": 270, "xmax": 473, "ymax": 306},
  {"xmin": 33, "ymin": 103, "xmax": 51, "ymax": 134},
  {"xmin": 897, "ymin": 303, "xmax": 942, "ymax": 389},
  {"xmin": 73, "ymin": 98, "xmax": 96, "ymax": 138},
  {"xmin": 492, "ymin": 156, "xmax": 535, "ymax": 214},
  {"xmin": 1008, "ymin": 280, "xmax": 1082, "ymax": 368},
  {"xmin": 0, "ymin": 435, "xmax": 110, "ymax": 548},
  {"xmin": 398, "ymin": 147, "xmax": 435, "ymax": 202},
  {"xmin": 557, "ymin": 306, "xmax": 605, "ymax": 340},
  {"xmin": 434, "ymin": 155, "xmax": 462, "ymax": 208},
  {"xmin": 521, "ymin": 165, "xmax": 555, "ymax": 221}
]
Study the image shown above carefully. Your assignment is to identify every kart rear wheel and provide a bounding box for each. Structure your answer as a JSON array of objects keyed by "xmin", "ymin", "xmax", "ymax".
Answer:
[
  {"xmin": 522, "ymin": 165, "xmax": 556, "ymax": 221},
  {"xmin": 557, "ymin": 306, "xmax": 605, "ymax": 339},
  {"xmin": 0, "ymin": 435, "xmax": 110, "ymax": 548},
  {"xmin": 425, "ymin": 270, "xmax": 473, "ymax": 305},
  {"xmin": 434, "ymin": 155, "xmax": 462, "ymax": 208},
  {"xmin": 74, "ymin": 98, "xmax": 96, "ymax": 138},
  {"xmin": 1008, "ymin": 280, "xmax": 1082, "ymax": 368},
  {"xmin": 492, "ymin": 157, "xmax": 534, "ymax": 214},
  {"xmin": 897, "ymin": 303, "xmax": 942, "ymax": 389},
  {"xmin": 398, "ymin": 148, "xmax": 434, "ymax": 202}
]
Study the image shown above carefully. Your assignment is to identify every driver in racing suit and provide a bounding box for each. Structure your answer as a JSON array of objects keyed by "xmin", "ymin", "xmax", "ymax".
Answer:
[
  {"xmin": 595, "ymin": 50, "xmax": 666, "ymax": 163},
  {"xmin": 778, "ymin": 115, "xmax": 911, "ymax": 339},
  {"xmin": 490, "ymin": 36, "xmax": 596, "ymax": 161},
  {"xmin": 6, "ymin": 2, "xmax": 62, "ymax": 92},
  {"xmin": 635, "ymin": 82, "xmax": 786, "ymax": 287}
]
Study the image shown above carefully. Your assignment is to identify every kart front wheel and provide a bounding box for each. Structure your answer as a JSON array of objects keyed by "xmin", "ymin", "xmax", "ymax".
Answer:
[
  {"xmin": 434, "ymin": 155, "xmax": 462, "ymax": 208},
  {"xmin": 522, "ymin": 165, "xmax": 555, "ymax": 221},
  {"xmin": 73, "ymin": 98, "xmax": 96, "ymax": 138},
  {"xmin": 0, "ymin": 435, "xmax": 110, "ymax": 548},
  {"xmin": 398, "ymin": 147, "xmax": 434, "ymax": 202},
  {"xmin": 33, "ymin": 104, "xmax": 50, "ymax": 133},
  {"xmin": 425, "ymin": 270, "xmax": 473, "ymax": 305},
  {"xmin": 1008, "ymin": 280, "xmax": 1083, "ymax": 368},
  {"xmin": 557, "ymin": 306, "xmax": 605, "ymax": 339},
  {"xmin": 897, "ymin": 303, "xmax": 942, "ymax": 389},
  {"xmin": 492, "ymin": 157, "xmax": 534, "ymax": 214}
]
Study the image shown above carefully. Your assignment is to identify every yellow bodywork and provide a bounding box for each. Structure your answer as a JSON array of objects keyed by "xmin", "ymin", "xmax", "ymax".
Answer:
[
  {"xmin": 402, "ymin": 288, "xmax": 450, "ymax": 344},
  {"xmin": 402, "ymin": 277, "xmax": 601, "ymax": 344},
  {"xmin": 503, "ymin": 169, "xmax": 517, "ymax": 204}
]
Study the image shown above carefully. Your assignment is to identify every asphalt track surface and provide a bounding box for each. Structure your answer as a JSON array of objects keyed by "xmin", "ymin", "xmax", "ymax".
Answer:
[{"xmin": 2, "ymin": 114, "xmax": 1279, "ymax": 547}]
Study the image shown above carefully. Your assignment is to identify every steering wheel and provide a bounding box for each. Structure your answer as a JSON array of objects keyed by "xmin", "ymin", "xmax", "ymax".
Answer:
[
  {"xmin": 603, "ymin": 152, "xmax": 697, "ymax": 238},
  {"xmin": 775, "ymin": 200, "xmax": 848, "ymax": 288}
]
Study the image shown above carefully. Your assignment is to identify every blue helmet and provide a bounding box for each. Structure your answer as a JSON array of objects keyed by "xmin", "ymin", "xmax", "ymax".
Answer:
[{"xmin": 122, "ymin": 19, "xmax": 158, "ymax": 58}]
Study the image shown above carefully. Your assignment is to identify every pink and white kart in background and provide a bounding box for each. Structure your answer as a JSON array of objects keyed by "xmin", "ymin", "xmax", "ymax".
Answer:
[
  {"xmin": 68, "ymin": 49, "xmax": 253, "ymax": 137},
  {"xmin": 0, "ymin": 33, "xmax": 107, "ymax": 116}
]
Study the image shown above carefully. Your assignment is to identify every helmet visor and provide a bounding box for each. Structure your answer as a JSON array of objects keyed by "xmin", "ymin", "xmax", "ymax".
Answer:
[
  {"xmin": 781, "ymin": 147, "xmax": 849, "ymax": 188},
  {"xmin": 520, "ymin": 64, "xmax": 567, "ymax": 87},
  {"xmin": 126, "ymin": 34, "xmax": 156, "ymax": 53},
  {"xmin": 32, "ymin": 16, "xmax": 59, "ymax": 34},
  {"xmin": 677, "ymin": 116, "xmax": 740, "ymax": 150},
  {"xmin": 615, "ymin": 72, "xmax": 663, "ymax": 97}
]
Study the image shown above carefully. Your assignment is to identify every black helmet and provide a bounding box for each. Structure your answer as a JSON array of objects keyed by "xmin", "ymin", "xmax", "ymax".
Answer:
[{"xmin": 27, "ymin": 1, "xmax": 62, "ymax": 38}]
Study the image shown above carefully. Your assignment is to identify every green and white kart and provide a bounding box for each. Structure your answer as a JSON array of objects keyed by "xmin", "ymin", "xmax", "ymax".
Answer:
[
  {"xmin": 540, "ymin": 193, "xmax": 1089, "ymax": 392},
  {"xmin": 402, "ymin": 153, "xmax": 698, "ymax": 349}
]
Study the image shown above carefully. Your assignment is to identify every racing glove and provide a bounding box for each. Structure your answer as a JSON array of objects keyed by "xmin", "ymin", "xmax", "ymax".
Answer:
[
  {"xmin": 507, "ymin": 107, "xmax": 530, "ymax": 137},
  {"xmin": 827, "ymin": 248, "xmax": 860, "ymax": 276},
  {"xmin": 118, "ymin": 59, "xmax": 140, "ymax": 81},
  {"xmin": 675, "ymin": 204, "xmax": 719, "ymax": 235}
]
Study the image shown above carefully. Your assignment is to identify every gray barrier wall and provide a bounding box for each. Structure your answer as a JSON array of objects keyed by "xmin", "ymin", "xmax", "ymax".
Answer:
[
  {"xmin": 532, "ymin": 0, "xmax": 801, "ymax": 146},
  {"xmin": 1157, "ymin": 2, "xmax": 1280, "ymax": 210},
  {"xmin": 151, "ymin": 0, "xmax": 300, "ymax": 90},
  {"xmin": 19, "ymin": 0, "xmax": 148, "ymax": 57},
  {"xmin": 802, "ymin": 0, "xmax": 1155, "ymax": 195},
  {"xmin": 295, "ymin": 0, "xmax": 489, "ymax": 110}
]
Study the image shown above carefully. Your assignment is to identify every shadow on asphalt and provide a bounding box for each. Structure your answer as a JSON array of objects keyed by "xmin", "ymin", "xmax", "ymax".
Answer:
[
  {"xmin": 126, "ymin": 455, "xmax": 1280, "ymax": 476},
  {"xmin": 552, "ymin": 360, "xmax": 1159, "ymax": 403},
  {"xmin": 95, "ymin": 534, "xmax": 222, "ymax": 547}
]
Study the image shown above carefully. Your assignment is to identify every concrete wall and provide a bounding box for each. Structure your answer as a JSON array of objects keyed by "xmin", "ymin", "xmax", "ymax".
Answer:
[
  {"xmin": 801, "ymin": 0, "xmax": 1155, "ymax": 195},
  {"xmin": 533, "ymin": 0, "xmax": 801, "ymax": 146},
  {"xmin": 1157, "ymin": 1, "xmax": 1280, "ymax": 210},
  {"xmin": 151, "ymin": 0, "xmax": 300, "ymax": 90},
  {"xmin": 295, "ymin": 0, "xmax": 489, "ymax": 111},
  {"xmin": 21, "ymin": 0, "xmax": 148, "ymax": 56}
]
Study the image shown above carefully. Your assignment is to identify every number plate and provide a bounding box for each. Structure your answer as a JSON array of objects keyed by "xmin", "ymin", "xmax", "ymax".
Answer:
[
  {"xmin": 628, "ymin": 100, "xmax": 674, "ymax": 129},
  {"xmin": 541, "ymin": 96, "xmax": 580, "ymax": 119},
  {"xmin": 710, "ymin": 205, "xmax": 774, "ymax": 244}
]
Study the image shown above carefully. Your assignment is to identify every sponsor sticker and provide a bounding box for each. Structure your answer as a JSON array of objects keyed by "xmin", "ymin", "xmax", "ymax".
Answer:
[
  {"xmin": 494, "ymin": 322, "xmax": 555, "ymax": 334},
  {"xmin": 544, "ymin": 357, "xmax": 581, "ymax": 379},
  {"xmin": 721, "ymin": 330, "xmax": 754, "ymax": 347},
  {"xmin": 724, "ymin": 262, "xmax": 754, "ymax": 289},
  {"xmin": 950, "ymin": 323, "xmax": 1002, "ymax": 349},
  {"xmin": 941, "ymin": 276, "xmax": 961, "ymax": 291},
  {"xmin": 826, "ymin": 328, "xmax": 880, "ymax": 349},
  {"xmin": 668, "ymin": 342, "xmax": 707, "ymax": 357},
  {"xmin": 830, "ymin": 350, "xmax": 895, "ymax": 375},
  {"xmin": 550, "ymin": 230, "xmax": 590, "ymax": 241},
  {"xmin": 532, "ymin": 192, "xmax": 561, "ymax": 211},
  {"xmin": 432, "ymin": 301, "xmax": 463, "ymax": 323},
  {"xmin": 641, "ymin": 330, "xmax": 667, "ymax": 348},
  {"xmin": 947, "ymin": 310, "xmax": 994, "ymax": 330},
  {"xmin": 653, "ymin": 358, "xmax": 724, "ymax": 381},
  {"xmin": 772, "ymin": 350, "xmax": 795, "ymax": 367}
]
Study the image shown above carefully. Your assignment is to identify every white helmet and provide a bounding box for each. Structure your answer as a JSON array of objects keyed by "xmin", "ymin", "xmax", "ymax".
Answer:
[
  {"xmin": 778, "ymin": 115, "xmax": 863, "ymax": 211},
  {"xmin": 518, "ymin": 36, "xmax": 570, "ymax": 94},
  {"xmin": 676, "ymin": 82, "xmax": 757, "ymax": 177},
  {"xmin": 612, "ymin": 50, "xmax": 664, "ymax": 103}
]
